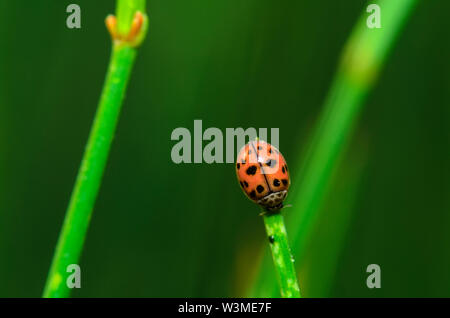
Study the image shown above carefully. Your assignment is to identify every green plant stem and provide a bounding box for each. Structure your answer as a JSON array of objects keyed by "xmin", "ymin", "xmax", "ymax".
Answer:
[
  {"xmin": 263, "ymin": 212, "xmax": 301, "ymax": 298},
  {"xmin": 43, "ymin": 0, "xmax": 146, "ymax": 298},
  {"xmin": 249, "ymin": 0, "xmax": 418, "ymax": 297}
]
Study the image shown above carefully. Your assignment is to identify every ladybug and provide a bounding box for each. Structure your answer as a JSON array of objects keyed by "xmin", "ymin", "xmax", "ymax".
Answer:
[{"xmin": 236, "ymin": 140, "xmax": 290, "ymax": 212}]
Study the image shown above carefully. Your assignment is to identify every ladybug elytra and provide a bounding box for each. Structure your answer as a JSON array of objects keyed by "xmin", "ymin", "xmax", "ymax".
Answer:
[{"xmin": 236, "ymin": 140, "xmax": 290, "ymax": 212}]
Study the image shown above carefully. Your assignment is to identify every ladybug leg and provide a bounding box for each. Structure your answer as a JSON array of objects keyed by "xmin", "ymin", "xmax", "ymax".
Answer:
[
  {"xmin": 259, "ymin": 206, "xmax": 273, "ymax": 216},
  {"xmin": 259, "ymin": 203, "xmax": 284, "ymax": 216}
]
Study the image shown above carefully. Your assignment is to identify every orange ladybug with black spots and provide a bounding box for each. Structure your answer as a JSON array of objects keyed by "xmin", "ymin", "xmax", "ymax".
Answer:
[{"xmin": 236, "ymin": 140, "xmax": 290, "ymax": 212}]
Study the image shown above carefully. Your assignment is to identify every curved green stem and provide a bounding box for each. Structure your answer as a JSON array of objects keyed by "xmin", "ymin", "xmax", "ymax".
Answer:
[
  {"xmin": 43, "ymin": 0, "xmax": 147, "ymax": 298},
  {"xmin": 263, "ymin": 212, "xmax": 301, "ymax": 298}
]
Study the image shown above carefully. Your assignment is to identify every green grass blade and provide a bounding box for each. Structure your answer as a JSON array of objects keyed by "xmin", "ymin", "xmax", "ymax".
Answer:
[
  {"xmin": 42, "ymin": 0, "xmax": 147, "ymax": 298},
  {"xmin": 249, "ymin": 0, "xmax": 418, "ymax": 297},
  {"xmin": 301, "ymin": 142, "xmax": 368, "ymax": 297}
]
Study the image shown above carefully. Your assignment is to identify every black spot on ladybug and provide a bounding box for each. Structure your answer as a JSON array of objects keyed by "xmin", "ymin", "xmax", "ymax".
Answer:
[
  {"xmin": 246, "ymin": 165, "xmax": 257, "ymax": 176},
  {"xmin": 243, "ymin": 181, "xmax": 248, "ymax": 188},
  {"xmin": 240, "ymin": 181, "xmax": 244, "ymax": 188},
  {"xmin": 268, "ymin": 235, "xmax": 275, "ymax": 244},
  {"xmin": 265, "ymin": 159, "xmax": 277, "ymax": 168},
  {"xmin": 257, "ymin": 185, "xmax": 264, "ymax": 193},
  {"xmin": 237, "ymin": 163, "xmax": 240, "ymax": 170},
  {"xmin": 282, "ymin": 166, "xmax": 285, "ymax": 173},
  {"xmin": 258, "ymin": 146, "xmax": 262, "ymax": 150},
  {"xmin": 285, "ymin": 164, "xmax": 288, "ymax": 172},
  {"xmin": 282, "ymin": 179, "xmax": 288, "ymax": 186},
  {"xmin": 269, "ymin": 148, "xmax": 272, "ymax": 154},
  {"xmin": 273, "ymin": 179, "xmax": 280, "ymax": 187},
  {"xmin": 249, "ymin": 190, "xmax": 256, "ymax": 199}
]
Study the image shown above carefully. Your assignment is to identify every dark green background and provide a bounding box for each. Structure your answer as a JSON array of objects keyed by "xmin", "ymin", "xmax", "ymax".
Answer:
[{"xmin": 0, "ymin": 0, "xmax": 448, "ymax": 297}]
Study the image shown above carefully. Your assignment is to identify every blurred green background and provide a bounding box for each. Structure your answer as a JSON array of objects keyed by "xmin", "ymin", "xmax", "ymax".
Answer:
[{"xmin": 0, "ymin": 0, "xmax": 449, "ymax": 297}]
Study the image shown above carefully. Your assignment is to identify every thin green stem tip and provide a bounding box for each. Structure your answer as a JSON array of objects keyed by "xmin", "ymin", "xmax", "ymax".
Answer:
[{"xmin": 263, "ymin": 212, "xmax": 301, "ymax": 298}]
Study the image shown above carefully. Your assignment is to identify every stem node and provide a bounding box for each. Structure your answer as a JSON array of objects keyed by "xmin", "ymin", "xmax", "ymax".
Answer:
[{"xmin": 106, "ymin": 11, "xmax": 148, "ymax": 47}]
